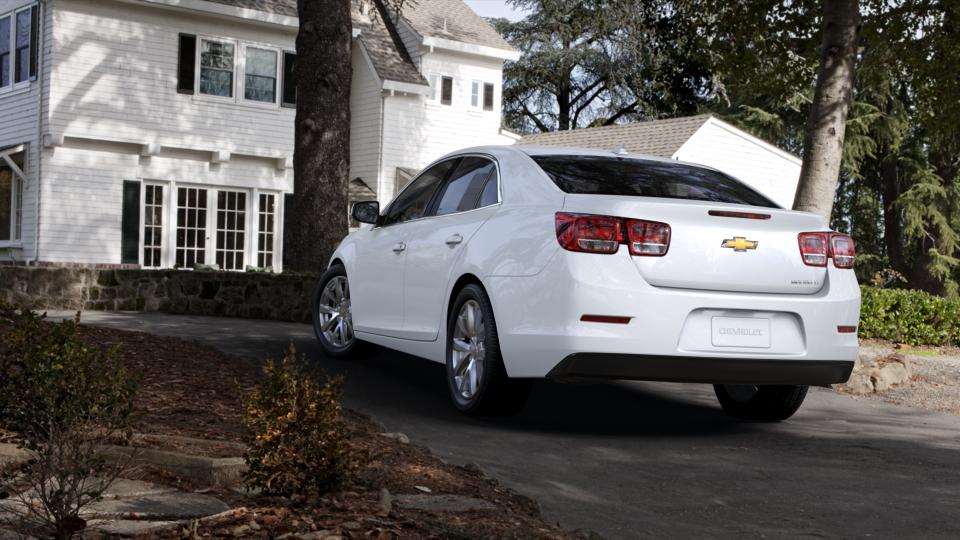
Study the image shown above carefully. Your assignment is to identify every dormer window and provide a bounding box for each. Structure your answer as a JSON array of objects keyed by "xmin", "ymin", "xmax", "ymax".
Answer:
[{"xmin": 199, "ymin": 38, "xmax": 235, "ymax": 98}]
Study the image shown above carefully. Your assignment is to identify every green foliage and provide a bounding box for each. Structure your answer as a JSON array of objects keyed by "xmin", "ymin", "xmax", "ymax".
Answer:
[
  {"xmin": 243, "ymin": 345, "xmax": 354, "ymax": 497},
  {"xmin": 0, "ymin": 304, "xmax": 140, "ymax": 540},
  {"xmin": 858, "ymin": 286, "xmax": 960, "ymax": 346}
]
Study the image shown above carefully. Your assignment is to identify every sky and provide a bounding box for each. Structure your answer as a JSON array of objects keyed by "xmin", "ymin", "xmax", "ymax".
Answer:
[{"xmin": 462, "ymin": 0, "xmax": 528, "ymax": 21}]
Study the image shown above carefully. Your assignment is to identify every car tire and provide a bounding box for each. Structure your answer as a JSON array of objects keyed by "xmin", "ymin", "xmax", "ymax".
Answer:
[
  {"xmin": 312, "ymin": 264, "xmax": 362, "ymax": 358},
  {"xmin": 446, "ymin": 283, "xmax": 531, "ymax": 415},
  {"xmin": 714, "ymin": 384, "xmax": 808, "ymax": 421}
]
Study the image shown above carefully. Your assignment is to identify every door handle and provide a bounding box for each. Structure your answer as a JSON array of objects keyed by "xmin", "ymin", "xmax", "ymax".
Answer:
[
  {"xmin": 445, "ymin": 234, "xmax": 463, "ymax": 246},
  {"xmin": 392, "ymin": 242, "xmax": 406, "ymax": 253}
]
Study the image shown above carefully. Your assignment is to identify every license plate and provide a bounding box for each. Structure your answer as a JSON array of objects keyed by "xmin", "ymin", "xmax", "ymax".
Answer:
[{"xmin": 711, "ymin": 317, "xmax": 771, "ymax": 348}]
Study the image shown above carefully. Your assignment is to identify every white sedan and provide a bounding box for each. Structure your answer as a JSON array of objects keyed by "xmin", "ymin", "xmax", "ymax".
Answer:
[{"xmin": 312, "ymin": 146, "xmax": 860, "ymax": 420}]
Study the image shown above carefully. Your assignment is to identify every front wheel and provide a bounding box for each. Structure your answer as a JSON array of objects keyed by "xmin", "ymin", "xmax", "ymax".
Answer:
[
  {"xmin": 446, "ymin": 284, "xmax": 531, "ymax": 415},
  {"xmin": 714, "ymin": 384, "xmax": 808, "ymax": 421},
  {"xmin": 312, "ymin": 264, "xmax": 359, "ymax": 357}
]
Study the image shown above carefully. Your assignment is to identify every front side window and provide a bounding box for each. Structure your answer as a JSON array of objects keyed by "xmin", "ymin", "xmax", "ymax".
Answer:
[
  {"xmin": 14, "ymin": 9, "xmax": 28, "ymax": 83},
  {"xmin": 199, "ymin": 39, "xmax": 234, "ymax": 97},
  {"xmin": 470, "ymin": 81, "xmax": 480, "ymax": 108},
  {"xmin": 382, "ymin": 159, "xmax": 455, "ymax": 226},
  {"xmin": 532, "ymin": 155, "xmax": 779, "ymax": 208},
  {"xmin": 440, "ymin": 76, "xmax": 453, "ymax": 105},
  {"xmin": 257, "ymin": 193, "xmax": 276, "ymax": 268},
  {"xmin": 434, "ymin": 157, "xmax": 496, "ymax": 216},
  {"xmin": 483, "ymin": 83, "xmax": 494, "ymax": 111},
  {"xmin": 0, "ymin": 6, "xmax": 35, "ymax": 90},
  {"xmin": 244, "ymin": 47, "xmax": 277, "ymax": 103},
  {"xmin": 176, "ymin": 187, "xmax": 208, "ymax": 268}
]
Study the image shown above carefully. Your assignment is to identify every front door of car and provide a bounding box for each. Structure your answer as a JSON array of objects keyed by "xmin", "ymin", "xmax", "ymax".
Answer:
[
  {"xmin": 400, "ymin": 156, "xmax": 501, "ymax": 341},
  {"xmin": 351, "ymin": 159, "xmax": 457, "ymax": 338}
]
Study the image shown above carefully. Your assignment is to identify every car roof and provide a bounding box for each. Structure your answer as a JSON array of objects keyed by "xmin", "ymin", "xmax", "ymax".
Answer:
[{"xmin": 446, "ymin": 145, "xmax": 721, "ymax": 172}]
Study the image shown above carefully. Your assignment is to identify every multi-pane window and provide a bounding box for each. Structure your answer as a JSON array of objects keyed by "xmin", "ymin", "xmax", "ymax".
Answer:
[
  {"xmin": 257, "ymin": 193, "xmax": 276, "ymax": 269},
  {"xmin": 428, "ymin": 73, "xmax": 439, "ymax": 101},
  {"xmin": 143, "ymin": 185, "xmax": 164, "ymax": 268},
  {"xmin": 0, "ymin": 16, "xmax": 9, "ymax": 88},
  {"xmin": 175, "ymin": 187, "xmax": 207, "ymax": 268},
  {"xmin": 0, "ymin": 149, "xmax": 24, "ymax": 243},
  {"xmin": 215, "ymin": 190, "xmax": 246, "ymax": 271},
  {"xmin": 244, "ymin": 47, "xmax": 277, "ymax": 103},
  {"xmin": 199, "ymin": 39, "xmax": 234, "ymax": 97},
  {"xmin": 440, "ymin": 76, "xmax": 453, "ymax": 105}
]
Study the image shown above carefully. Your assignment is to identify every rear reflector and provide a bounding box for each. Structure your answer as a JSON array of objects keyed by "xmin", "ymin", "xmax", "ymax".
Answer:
[
  {"xmin": 798, "ymin": 232, "xmax": 856, "ymax": 269},
  {"xmin": 581, "ymin": 315, "xmax": 632, "ymax": 324},
  {"xmin": 556, "ymin": 212, "xmax": 670, "ymax": 256},
  {"xmin": 708, "ymin": 210, "xmax": 771, "ymax": 220},
  {"xmin": 837, "ymin": 326, "xmax": 857, "ymax": 334}
]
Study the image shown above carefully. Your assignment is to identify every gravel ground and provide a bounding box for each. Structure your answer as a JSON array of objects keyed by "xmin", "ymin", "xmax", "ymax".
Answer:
[{"xmin": 848, "ymin": 348, "xmax": 960, "ymax": 416}]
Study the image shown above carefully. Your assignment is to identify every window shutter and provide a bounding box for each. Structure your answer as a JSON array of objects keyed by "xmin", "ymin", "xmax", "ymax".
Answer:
[
  {"xmin": 177, "ymin": 33, "xmax": 196, "ymax": 95},
  {"xmin": 483, "ymin": 83, "xmax": 494, "ymax": 111},
  {"xmin": 29, "ymin": 6, "xmax": 39, "ymax": 80},
  {"xmin": 121, "ymin": 181, "xmax": 141, "ymax": 265},
  {"xmin": 440, "ymin": 76, "xmax": 453, "ymax": 105},
  {"xmin": 281, "ymin": 51, "xmax": 296, "ymax": 108}
]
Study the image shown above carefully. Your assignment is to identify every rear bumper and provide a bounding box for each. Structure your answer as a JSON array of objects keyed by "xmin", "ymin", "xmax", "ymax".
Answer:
[{"xmin": 547, "ymin": 354, "xmax": 855, "ymax": 385}]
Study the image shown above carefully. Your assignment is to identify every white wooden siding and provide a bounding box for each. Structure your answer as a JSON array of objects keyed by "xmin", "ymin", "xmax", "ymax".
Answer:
[
  {"xmin": 673, "ymin": 119, "xmax": 801, "ymax": 209},
  {"xmin": 349, "ymin": 43, "xmax": 383, "ymax": 197},
  {"xmin": 378, "ymin": 50, "xmax": 507, "ymax": 202}
]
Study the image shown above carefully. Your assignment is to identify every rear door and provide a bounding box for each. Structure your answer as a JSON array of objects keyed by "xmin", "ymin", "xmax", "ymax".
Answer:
[
  {"xmin": 400, "ymin": 156, "xmax": 501, "ymax": 341},
  {"xmin": 351, "ymin": 159, "xmax": 455, "ymax": 338}
]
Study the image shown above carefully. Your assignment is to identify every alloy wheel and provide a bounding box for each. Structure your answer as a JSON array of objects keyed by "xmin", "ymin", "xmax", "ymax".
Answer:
[
  {"xmin": 451, "ymin": 299, "xmax": 486, "ymax": 399},
  {"xmin": 317, "ymin": 275, "xmax": 354, "ymax": 348}
]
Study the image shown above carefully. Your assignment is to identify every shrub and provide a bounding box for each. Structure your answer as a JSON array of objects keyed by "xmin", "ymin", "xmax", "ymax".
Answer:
[
  {"xmin": 0, "ymin": 305, "xmax": 140, "ymax": 540},
  {"xmin": 858, "ymin": 286, "xmax": 960, "ymax": 346},
  {"xmin": 243, "ymin": 344, "xmax": 354, "ymax": 497}
]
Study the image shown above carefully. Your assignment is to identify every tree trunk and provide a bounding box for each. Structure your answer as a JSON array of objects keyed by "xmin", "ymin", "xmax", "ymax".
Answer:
[
  {"xmin": 284, "ymin": 0, "xmax": 352, "ymax": 272},
  {"xmin": 792, "ymin": 0, "xmax": 861, "ymax": 220},
  {"xmin": 879, "ymin": 146, "xmax": 906, "ymax": 275}
]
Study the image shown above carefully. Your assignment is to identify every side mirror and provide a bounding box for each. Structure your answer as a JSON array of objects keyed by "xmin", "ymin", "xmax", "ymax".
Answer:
[{"xmin": 351, "ymin": 200, "xmax": 380, "ymax": 224}]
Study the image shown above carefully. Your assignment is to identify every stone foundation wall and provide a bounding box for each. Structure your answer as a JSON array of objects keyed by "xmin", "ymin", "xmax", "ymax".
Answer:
[{"xmin": 0, "ymin": 266, "xmax": 317, "ymax": 323}]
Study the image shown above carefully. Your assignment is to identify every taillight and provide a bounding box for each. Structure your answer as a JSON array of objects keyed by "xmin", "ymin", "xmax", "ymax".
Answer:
[
  {"xmin": 555, "ymin": 213, "xmax": 622, "ymax": 254},
  {"xmin": 625, "ymin": 219, "xmax": 671, "ymax": 256},
  {"xmin": 798, "ymin": 232, "xmax": 856, "ymax": 269},
  {"xmin": 830, "ymin": 234, "xmax": 856, "ymax": 269},
  {"xmin": 555, "ymin": 213, "xmax": 670, "ymax": 256}
]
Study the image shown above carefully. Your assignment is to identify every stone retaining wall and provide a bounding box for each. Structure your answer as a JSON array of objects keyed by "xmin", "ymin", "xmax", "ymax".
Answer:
[{"xmin": 0, "ymin": 266, "xmax": 317, "ymax": 323}]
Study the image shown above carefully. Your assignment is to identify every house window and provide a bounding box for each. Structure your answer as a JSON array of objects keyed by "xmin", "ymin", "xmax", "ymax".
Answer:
[
  {"xmin": 175, "ymin": 187, "xmax": 207, "ymax": 268},
  {"xmin": 199, "ymin": 39, "xmax": 235, "ymax": 97},
  {"xmin": 483, "ymin": 83, "xmax": 494, "ymax": 111},
  {"xmin": 215, "ymin": 190, "xmax": 246, "ymax": 271},
  {"xmin": 440, "ymin": 76, "xmax": 453, "ymax": 105},
  {"xmin": 13, "ymin": 8, "xmax": 29, "ymax": 84},
  {"xmin": 143, "ymin": 185, "xmax": 164, "ymax": 268},
  {"xmin": 257, "ymin": 193, "xmax": 275, "ymax": 269},
  {"xmin": 0, "ymin": 149, "xmax": 24, "ymax": 243},
  {"xmin": 244, "ymin": 46, "xmax": 278, "ymax": 103},
  {"xmin": 470, "ymin": 81, "xmax": 480, "ymax": 108},
  {"xmin": 1, "ymin": 5, "xmax": 36, "ymax": 91},
  {"xmin": 0, "ymin": 17, "xmax": 8, "ymax": 88}
]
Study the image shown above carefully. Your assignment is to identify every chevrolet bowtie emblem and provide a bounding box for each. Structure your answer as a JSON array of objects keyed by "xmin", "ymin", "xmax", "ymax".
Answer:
[{"xmin": 721, "ymin": 236, "xmax": 759, "ymax": 252}]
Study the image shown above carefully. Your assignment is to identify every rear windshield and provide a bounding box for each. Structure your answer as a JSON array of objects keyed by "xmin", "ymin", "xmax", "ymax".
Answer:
[{"xmin": 531, "ymin": 155, "xmax": 779, "ymax": 208}]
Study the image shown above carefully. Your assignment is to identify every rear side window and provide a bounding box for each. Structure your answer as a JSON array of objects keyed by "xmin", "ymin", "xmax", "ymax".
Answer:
[
  {"xmin": 531, "ymin": 155, "xmax": 779, "ymax": 208},
  {"xmin": 434, "ymin": 157, "xmax": 497, "ymax": 216}
]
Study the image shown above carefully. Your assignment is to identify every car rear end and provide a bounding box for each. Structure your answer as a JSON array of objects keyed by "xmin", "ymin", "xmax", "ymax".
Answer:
[{"xmin": 488, "ymin": 151, "xmax": 860, "ymax": 384}]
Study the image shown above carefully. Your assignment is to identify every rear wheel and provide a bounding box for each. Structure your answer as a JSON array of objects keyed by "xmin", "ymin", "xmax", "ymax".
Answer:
[
  {"xmin": 312, "ymin": 265, "xmax": 359, "ymax": 358},
  {"xmin": 714, "ymin": 384, "xmax": 808, "ymax": 421},
  {"xmin": 446, "ymin": 284, "xmax": 531, "ymax": 415}
]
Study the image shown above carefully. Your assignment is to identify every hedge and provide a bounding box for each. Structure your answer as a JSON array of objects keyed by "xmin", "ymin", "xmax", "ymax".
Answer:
[{"xmin": 858, "ymin": 286, "xmax": 960, "ymax": 346}]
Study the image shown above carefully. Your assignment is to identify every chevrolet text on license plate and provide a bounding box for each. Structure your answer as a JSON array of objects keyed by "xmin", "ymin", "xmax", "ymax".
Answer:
[{"xmin": 711, "ymin": 317, "xmax": 771, "ymax": 348}]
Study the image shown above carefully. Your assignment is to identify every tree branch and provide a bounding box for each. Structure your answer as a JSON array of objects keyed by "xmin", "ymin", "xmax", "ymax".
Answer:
[
  {"xmin": 522, "ymin": 102, "xmax": 552, "ymax": 132},
  {"xmin": 601, "ymin": 100, "xmax": 640, "ymax": 126}
]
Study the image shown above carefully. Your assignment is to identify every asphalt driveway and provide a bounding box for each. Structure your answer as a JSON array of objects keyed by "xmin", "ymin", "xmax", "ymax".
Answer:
[{"xmin": 50, "ymin": 311, "xmax": 960, "ymax": 539}]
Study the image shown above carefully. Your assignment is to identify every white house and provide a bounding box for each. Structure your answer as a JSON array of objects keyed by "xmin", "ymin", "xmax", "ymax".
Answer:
[
  {"xmin": 0, "ymin": 0, "xmax": 517, "ymax": 271},
  {"xmin": 520, "ymin": 115, "xmax": 802, "ymax": 209}
]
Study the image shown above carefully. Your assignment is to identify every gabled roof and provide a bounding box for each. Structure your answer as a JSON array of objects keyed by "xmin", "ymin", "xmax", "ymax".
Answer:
[
  {"xmin": 202, "ymin": 0, "xmax": 296, "ymax": 16},
  {"xmin": 519, "ymin": 115, "xmax": 713, "ymax": 158},
  {"xmin": 399, "ymin": 0, "xmax": 513, "ymax": 52}
]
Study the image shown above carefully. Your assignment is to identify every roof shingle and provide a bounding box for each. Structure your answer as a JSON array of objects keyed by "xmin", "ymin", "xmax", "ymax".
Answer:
[
  {"xmin": 519, "ymin": 115, "xmax": 714, "ymax": 158},
  {"xmin": 399, "ymin": 0, "xmax": 513, "ymax": 51}
]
